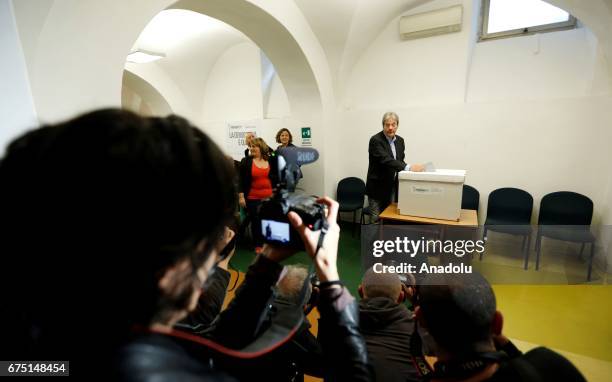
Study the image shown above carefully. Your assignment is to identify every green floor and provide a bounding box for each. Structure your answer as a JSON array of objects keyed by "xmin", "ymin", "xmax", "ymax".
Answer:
[{"xmin": 229, "ymin": 222, "xmax": 364, "ymax": 295}]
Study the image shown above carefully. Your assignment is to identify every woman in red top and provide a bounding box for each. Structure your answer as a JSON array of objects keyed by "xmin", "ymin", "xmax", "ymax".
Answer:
[{"xmin": 239, "ymin": 137, "xmax": 275, "ymax": 253}]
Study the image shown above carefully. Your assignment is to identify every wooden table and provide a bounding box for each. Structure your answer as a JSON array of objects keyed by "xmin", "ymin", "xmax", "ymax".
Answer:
[
  {"xmin": 377, "ymin": 204, "xmax": 479, "ymax": 266},
  {"xmin": 379, "ymin": 203, "xmax": 478, "ymax": 226}
]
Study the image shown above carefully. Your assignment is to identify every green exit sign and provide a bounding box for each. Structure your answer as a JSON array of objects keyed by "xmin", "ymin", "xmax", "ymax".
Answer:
[{"xmin": 301, "ymin": 127, "xmax": 311, "ymax": 138}]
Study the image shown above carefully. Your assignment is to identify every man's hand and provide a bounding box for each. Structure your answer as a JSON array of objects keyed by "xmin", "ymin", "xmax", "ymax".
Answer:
[
  {"xmin": 238, "ymin": 193, "xmax": 246, "ymax": 208},
  {"xmin": 287, "ymin": 197, "xmax": 340, "ymax": 282},
  {"xmin": 409, "ymin": 163, "xmax": 426, "ymax": 172}
]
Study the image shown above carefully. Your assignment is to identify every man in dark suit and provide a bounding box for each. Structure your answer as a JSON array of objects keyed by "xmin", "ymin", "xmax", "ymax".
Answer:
[{"xmin": 366, "ymin": 112, "xmax": 424, "ymax": 221}]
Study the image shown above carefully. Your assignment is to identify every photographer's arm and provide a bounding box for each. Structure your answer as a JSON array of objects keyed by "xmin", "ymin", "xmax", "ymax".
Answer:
[
  {"xmin": 205, "ymin": 252, "xmax": 289, "ymax": 349},
  {"xmin": 288, "ymin": 198, "xmax": 373, "ymax": 382}
]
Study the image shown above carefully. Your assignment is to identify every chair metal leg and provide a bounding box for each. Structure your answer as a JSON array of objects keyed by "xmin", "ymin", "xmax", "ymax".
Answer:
[
  {"xmin": 524, "ymin": 234, "xmax": 531, "ymax": 270},
  {"xmin": 480, "ymin": 227, "xmax": 488, "ymax": 261},
  {"xmin": 587, "ymin": 242, "xmax": 595, "ymax": 282},
  {"xmin": 535, "ymin": 234, "xmax": 542, "ymax": 271},
  {"xmin": 579, "ymin": 242, "xmax": 585, "ymax": 256},
  {"xmin": 521, "ymin": 236, "xmax": 526, "ymax": 251}
]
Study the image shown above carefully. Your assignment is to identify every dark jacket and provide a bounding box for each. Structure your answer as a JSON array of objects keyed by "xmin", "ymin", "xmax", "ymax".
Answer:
[
  {"xmin": 118, "ymin": 257, "xmax": 373, "ymax": 382},
  {"xmin": 359, "ymin": 297, "xmax": 420, "ymax": 382},
  {"xmin": 366, "ymin": 131, "xmax": 407, "ymax": 205},
  {"xmin": 318, "ymin": 287, "xmax": 373, "ymax": 382},
  {"xmin": 115, "ymin": 332, "xmax": 237, "ymax": 382},
  {"xmin": 239, "ymin": 155, "xmax": 279, "ymax": 198},
  {"xmin": 485, "ymin": 347, "xmax": 586, "ymax": 382},
  {"xmin": 116, "ymin": 256, "xmax": 284, "ymax": 381},
  {"xmin": 430, "ymin": 346, "xmax": 586, "ymax": 382},
  {"xmin": 276, "ymin": 143, "xmax": 296, "ymax": 150},
  {"xmin": 225, "ymin": 297, "xmax": 324, "ymax": 382},
  {"xmin": 176, "ymin": 269, "xmax": 231, "ymax": 334}
]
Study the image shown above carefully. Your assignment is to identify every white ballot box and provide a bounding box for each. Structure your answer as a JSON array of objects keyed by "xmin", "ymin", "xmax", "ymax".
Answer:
[{"xmin": 398, "ymin": 169, "xmax": 466, "ymax": 221}]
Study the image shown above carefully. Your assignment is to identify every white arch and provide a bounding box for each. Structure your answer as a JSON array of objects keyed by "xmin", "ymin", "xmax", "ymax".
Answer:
[
  {"xmin": 122, "ymin": 70, "xmax": 172, "ymax": 116},
  {"xmin": 15, "ymin": 0, "xmax": 335, "ymax": 194}
]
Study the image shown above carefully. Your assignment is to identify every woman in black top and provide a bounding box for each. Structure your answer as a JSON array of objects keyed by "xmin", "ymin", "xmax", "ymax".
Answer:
[{"xmin": 275, "ymin": 128, "xmax": 296, "ymax": 150}]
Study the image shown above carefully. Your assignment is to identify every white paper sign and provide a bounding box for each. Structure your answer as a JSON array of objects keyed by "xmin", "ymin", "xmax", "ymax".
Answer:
[{"xmin": 226, "ymin": 120, "xmax": 261, "ymax": 160}]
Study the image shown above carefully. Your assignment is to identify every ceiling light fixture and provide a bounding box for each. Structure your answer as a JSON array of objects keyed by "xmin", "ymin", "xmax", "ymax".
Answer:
[{"xmin": 126, "ymin": 50, "xmax": 166, "ymax": 64}]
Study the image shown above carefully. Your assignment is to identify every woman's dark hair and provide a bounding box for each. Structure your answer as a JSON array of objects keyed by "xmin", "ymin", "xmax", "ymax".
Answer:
[
  {"xmin": 275, "ymin": 128, "xmax": 293, "ymax": 145},
  {"xmin": 0, "ymin": 109, "xmax": 235, "ymax": 360}
]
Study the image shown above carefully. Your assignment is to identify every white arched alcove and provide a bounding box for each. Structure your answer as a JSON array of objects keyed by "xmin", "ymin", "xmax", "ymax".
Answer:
[
  {"xmin": 122, "ymin": 70, "xmax": 172, "ymax": 117},
  {"xmin": 14, "ymin": 0, "xmax": 334, "ymax": 195}
]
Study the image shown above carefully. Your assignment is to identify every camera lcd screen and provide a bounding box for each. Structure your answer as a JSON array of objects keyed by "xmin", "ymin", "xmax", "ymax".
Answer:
[{"xmin": 261, "ymin": 219, "xmax": 290, "ymax": 243}]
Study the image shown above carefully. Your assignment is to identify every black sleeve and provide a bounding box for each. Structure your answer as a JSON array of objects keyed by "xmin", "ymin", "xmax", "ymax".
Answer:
[
  {"xmin": 521, "ymin": 347, "xmax": 586, "ymax": 382},
  {"xmin": 290, "ymin": 325, "xmax": 324, "ymax": 377},
  {"xmin": 239, "ymin": 157, "xmax": 251, "ymax": 195},
  {"xmin": 369, "ymin": 137, "xmax": 406, "ymax": 172},
  {"xmin": 317, "ymin": 287, "xmax": 373, "ymax": 382},
  {"xmin": 493, "ymin": 347, "xmax": 586, "ymax": 382},
  {"xmin": 205, "ymin": 255, "xmax": 283, "ymax": 349},
  {"xmin": 190, "ymin": 269, "xmax": 231, "ymax": 328}
]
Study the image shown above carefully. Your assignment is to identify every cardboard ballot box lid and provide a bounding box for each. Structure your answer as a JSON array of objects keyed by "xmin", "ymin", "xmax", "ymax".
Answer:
[{"xmin": 398, "ymin": 169, "xmax": 466, "ymax": 183}]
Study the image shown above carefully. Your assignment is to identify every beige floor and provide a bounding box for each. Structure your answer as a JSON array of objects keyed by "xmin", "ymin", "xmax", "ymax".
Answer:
[{"xmin": 475, "ymin": 235, "xmax": 612, "ymax": 381}]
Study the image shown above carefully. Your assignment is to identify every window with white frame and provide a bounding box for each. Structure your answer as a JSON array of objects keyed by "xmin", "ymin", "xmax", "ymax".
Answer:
[{"xmin": 480, "ymin": 0, "xmax": 576, "ymax": 41}]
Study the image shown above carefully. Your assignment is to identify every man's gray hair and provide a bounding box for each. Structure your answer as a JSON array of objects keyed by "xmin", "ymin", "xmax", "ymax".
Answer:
[
  {"xmin": 362, "ymin": 267, "xmax": 402, "ymax": 301},
  {"xmin": 381, "ymin": 112, "xmax": 399, "ymax": 127},
  {"xmin": 276, "ymin": 265, "xmax": 311, "ymax": 306}
]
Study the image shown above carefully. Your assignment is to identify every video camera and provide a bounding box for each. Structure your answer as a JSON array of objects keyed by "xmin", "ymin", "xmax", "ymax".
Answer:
[{"xmin": 258, "ymin": 147, "xmax": 325, "ymax": 248}]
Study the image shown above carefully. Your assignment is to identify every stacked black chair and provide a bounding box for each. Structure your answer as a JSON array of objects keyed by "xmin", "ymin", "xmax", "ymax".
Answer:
[
  {"xmin": 461, "ymin": 184, "xmax": 480, "ymax": 215},
  {"xmin": 483, "ymin": 188, "xmax": 533, "ymax": 269},
  {"xmin": 336, "ymin": 177, "xmax": 366, "ymax": 236},
  {"xmin": 535, "ymin": 191, "xmax": 595, "ymax": 281}
]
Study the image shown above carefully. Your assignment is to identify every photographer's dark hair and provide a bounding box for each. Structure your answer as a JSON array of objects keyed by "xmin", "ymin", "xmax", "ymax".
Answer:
[
  {"xmin": 418, "ymin": 272, "xmax": 496, "ymax": 353},
  {"xmin": 0, "ymin": 109, "xmax": 235, "ymax": 362}
]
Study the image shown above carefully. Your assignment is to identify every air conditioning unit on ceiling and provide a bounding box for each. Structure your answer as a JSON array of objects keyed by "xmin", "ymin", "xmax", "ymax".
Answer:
[{"xmin": 399, "ymin": 5, "xmax": 463, "ymax": 40}]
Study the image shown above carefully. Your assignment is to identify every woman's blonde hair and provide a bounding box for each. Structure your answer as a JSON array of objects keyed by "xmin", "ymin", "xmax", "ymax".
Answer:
[{"xmin": 250, "ymin": 137, "xmax": 271, "ymax": 160}]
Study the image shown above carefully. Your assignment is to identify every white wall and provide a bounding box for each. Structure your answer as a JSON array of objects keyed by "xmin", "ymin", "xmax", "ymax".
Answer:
[
  {"xmin": 126, "ymin": 62, "xmax": 194, "ymax": 120},
  {"xmin": 337, "ymin": 0, "xmax": 612, "ymax": 269},
  {"xmin": 201, "ymin": 43, "xmax": 264, "ymax": 125},
  {"xmin": 122, "ymin": 70, "xmax": 172, "ymax": 117},
  {"xmin": 0, "ymin": 0, "xmax": 38, "ymax": 154},
  {"xmin": 467, "ymin": 28, "xmax": 610, "ymax": 101}
]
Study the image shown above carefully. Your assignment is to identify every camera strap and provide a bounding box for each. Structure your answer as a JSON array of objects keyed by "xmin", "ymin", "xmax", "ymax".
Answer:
[
  {"xmin": 410, "ymin": 320, "xmax": 434, "ymax": 378},
  {"xmin": 315, "ymin": 221, "xmax": 329, "ymax": 255},
  {"xmin": 428, "ymin": 351, "xmax": 508, "ymax": 380}
]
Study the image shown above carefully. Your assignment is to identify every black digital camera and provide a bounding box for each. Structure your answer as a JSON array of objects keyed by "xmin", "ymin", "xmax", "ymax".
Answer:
[{"xmin": 258, "ymin": 147, "xmax": 325, "ymax": 248}]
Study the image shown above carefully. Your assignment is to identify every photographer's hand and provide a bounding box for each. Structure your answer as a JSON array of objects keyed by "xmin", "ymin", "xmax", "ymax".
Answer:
[{"xmin": 288, "ymin": 197, "xmax": 340, "ymax": 282}]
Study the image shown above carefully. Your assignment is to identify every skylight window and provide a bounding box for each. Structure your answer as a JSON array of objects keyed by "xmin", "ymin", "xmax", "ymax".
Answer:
[{"xmin": 480, "ymin": 0, "xmax": 576, "ymax": 41}]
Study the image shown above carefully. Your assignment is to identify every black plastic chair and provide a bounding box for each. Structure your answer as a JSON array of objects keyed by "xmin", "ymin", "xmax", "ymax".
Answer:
[
  {"xmin": 336, "ymin": 177, "xmax": 365, "ymax": 236},
  {"xmin": 483, "ymin": 188, "xmax": 533, "ymax": 268},
  {"xmin": 535, "ymin": 192, "xmax": 595, "ymax": 281},
  {"xmin": 461, "ymin": 184, "xmax": 480, "ymax": 215}
]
